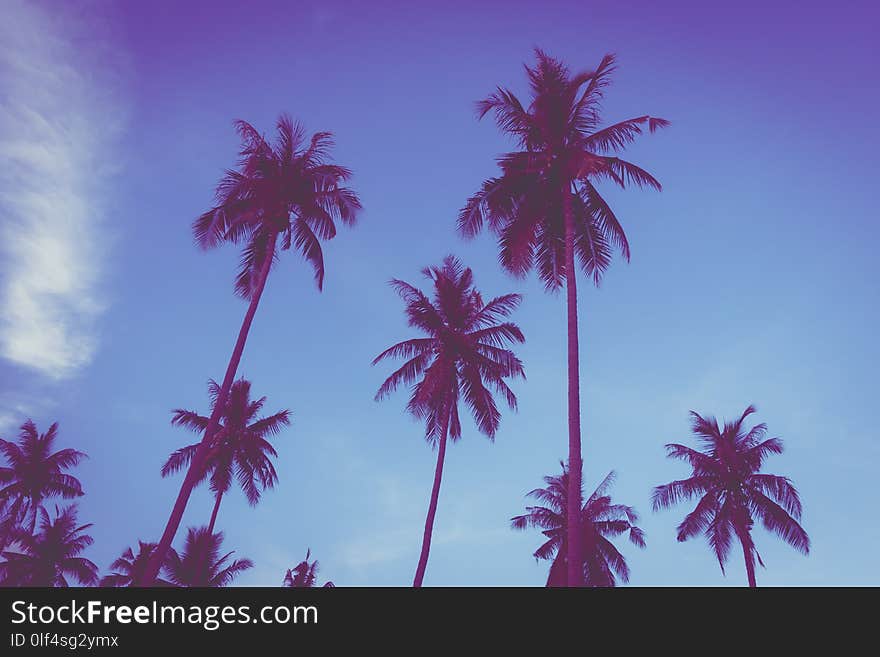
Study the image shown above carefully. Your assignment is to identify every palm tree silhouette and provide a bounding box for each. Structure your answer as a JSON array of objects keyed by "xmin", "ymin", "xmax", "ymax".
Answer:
[
  {"xmin": 373, "ymin": 256, "xmax": 525, "ymax": 586},
  {"xmin": 283, "ymin": 549, "xmax": 334, "ymax": 587},
  {"xmin": 162, "ymin": 378, "xmax": 290, "ymax": 534},
  {"xmin": 0, "ymin": 420, "xmax": 86, "ymax": 548},
  {"xmin": 100, "ymin": 541, "xmax": 174, "ymax": 587},
  {"xmin": 512, "ymin": 465, "xmax": 645, "ymax": 586},
  {"xmin": 652, "ymin": 406, "xmax": 810, "ymax": 586},
  {"xmin": 0, "ymin": 505, "xmax": 97, "ymax": 586},
  {"xmin": 143, "ymin": 114, "xmax": 361, "ymax": 584},
  {"xmin": 165, "ymin": 526, "xmax": 253, "ymax": 587},
  {"xmin": 460, "ymin": 51, "xmax": 666, "ymax": 584}
]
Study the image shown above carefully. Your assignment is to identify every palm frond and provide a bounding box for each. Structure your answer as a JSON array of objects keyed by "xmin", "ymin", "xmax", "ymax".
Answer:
[
  {"xmin": 748, "ymin": 490, "xmax": 810, "ymax": 554},
  {"xmin": 598, "ymin": 156, "xmax": 662, "ymax": 190}
]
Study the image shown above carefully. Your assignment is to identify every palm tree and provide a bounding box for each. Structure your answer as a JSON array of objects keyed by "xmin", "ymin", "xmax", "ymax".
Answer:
[
  {"xmin": 512, "ymin": 464, "xmax": 645, "ymax": 586},
  {"xmin": 0, "ymin": 420, "xmax": 86, "ymax": 548},
  {"xmin": 165, "ymin": 526, "xmax": 253, "ymax": 587},
  {"xmin": 373, "ymin": 256, "xmax": 525, "ymax": 586},
  {"xmin": 143, "ymin": 114, "xmax": 361, "ymax": 584},
  {"xmin": 0, "ymin": 505, "xmax": 97, "ymax": 586},
  {"xmin": 162, "ymin": 378, "xmax": 290, "ymax": 534},
  {"xmin": 100, "ymin": 541, "xmax": 174, "ymax": 587},
  {"xmin": 460, "ymin": 51, "xmax": 666, "ymax": 584},
  {"xmin": 652, "ymin": 405, "xmax": 810, "ymax": 587},
  {"xmin": 283, "ymin": 549, "xmax": 334, "ymax": 587}
]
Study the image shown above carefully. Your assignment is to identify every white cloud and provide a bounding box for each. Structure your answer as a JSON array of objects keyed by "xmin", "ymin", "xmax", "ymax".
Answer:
[{"xmin": 0, "ymin": 0, "xmax": 125, "ymax": 379}]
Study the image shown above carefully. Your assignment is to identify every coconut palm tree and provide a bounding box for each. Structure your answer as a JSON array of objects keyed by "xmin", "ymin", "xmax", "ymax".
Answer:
[
  {"xmin": 512, "ymin": 464, "xmax": 645, "ymax": 586},
  {"xmin": 143, "ymin": 114, "xmax": 361, "ymax": 584},
  {"xmin": 162, "ymin": 378, "xmax": 290, "ymax": 534},
  {"xmin": 373, "ymin": 256, "xmax": 525, "ymax": 586},
  {"xmin": 100, "ymin": 541, "xmax": 175, "ymax": 587},
  {"xmin": 460, "ymin": 51, "xmax": 666, "ymax": 584},
  {"xmin": 283, "ymin": 549, "xmax": 334, "ymax": 587},
  {"xmin": 0, "ymin": 420, "xmax": 86, "ymax": 549},
  {"xmin": 652, "ymin": 405, "xmax": 810, "ymax": 587},
  {"xmin": 165, "ymin": 527, "xmax": 252, "ymax": 587},
  {"xmin": 0, "ymin": 505, "xmax": 97, "ymax": 587}
]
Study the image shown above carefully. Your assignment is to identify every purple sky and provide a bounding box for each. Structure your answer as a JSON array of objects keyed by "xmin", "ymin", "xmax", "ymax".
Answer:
[{"xmin": 1, "ymin": 0, "xmax": 878, "ymax": 585}]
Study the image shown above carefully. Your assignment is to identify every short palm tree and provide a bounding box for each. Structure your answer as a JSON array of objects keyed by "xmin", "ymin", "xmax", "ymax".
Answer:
[
  {"xmin": 283, "ymin": 549, "xmax": 334, "ymax": 587},
  {"xmin": 374, "ymin": 256, "xmax": 525, "ymax": 586},
  {"xmin": 0, "ymin": 420, "xmax": 86, "ymax": 548},
  {"xmin": 512, "ymin": 465, "xmax": 645, "ymax": 586},
  {"xmin": 652, "ymin": 405, "xmax": 810, "ymax": 586},
  {"xmin": 100, "ymin": 541, "xmax": 174, "ymax": 587},
  {"xmin": 165, "ymin": 526, "xmax": 253, "ymax": 587},
  {"xmin": 144, "ymin": 114, "xmax": 360, "ymax": 584},
  {"xmin": 460, "ymin": 51, "xmax": 666, "ymax": 584},
  {"xmin": 0, "ymin": 505, "xmax": 98, "ymax": 587},
  {"xmin": 162, "ymin": 378, "xmax": 290, "ymax": 534}
]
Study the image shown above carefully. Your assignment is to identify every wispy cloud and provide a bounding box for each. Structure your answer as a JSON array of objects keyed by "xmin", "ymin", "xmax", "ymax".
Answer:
[
  {"xmin": 0, "ymin": 389, "xmax": 48, "ymax": 434},
  {"xmin": 0, "ymin": 0, "xmax": 126, "ymax": 379}
]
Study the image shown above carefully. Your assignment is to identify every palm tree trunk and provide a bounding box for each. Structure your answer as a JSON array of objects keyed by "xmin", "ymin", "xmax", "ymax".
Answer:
[
  {"xmin": 138, "ymin": 233, "xmax": 278, "ymax": 585},
  {"xmin": 563, "ymin": 188, "xmax": 584, "ymax": 587},
  {"xmin": 413, "ymin": 409, "xmax": 451, "ymax": 588},
  {"xmin": 207, "ymin": 492, "xmax": 223, "ymax": 535},
  {"xmin": 740, "ymin": 534, "xmax": 757, "ymax": 588},
  {"xmin": 27, "ymin": 498, "xmax": 39, "ymax": 536}
]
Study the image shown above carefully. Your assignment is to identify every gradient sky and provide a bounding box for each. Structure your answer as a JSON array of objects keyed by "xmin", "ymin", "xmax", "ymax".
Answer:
[{"xmin": 1, "ymin": 0, "xmax": 877, "ymax": 586}]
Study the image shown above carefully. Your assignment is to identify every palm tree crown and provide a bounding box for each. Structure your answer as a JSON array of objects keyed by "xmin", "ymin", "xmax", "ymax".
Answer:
[
  {"xmin": 100, "ymin": 541, "xmax": 174, "ymax": 587},
  {"xmin": 165, "ymin": 527, "xmax": 253, "ymax": 587},
  {"xmin": 652, "ymin": 405, "xmax": 809, "ymax": 586},
  {"xmin": 0, "ymin": 505, "xmax": 97, "ymax": 587},
  {"xmin": 512, "ymin": 465, "xmax": 645, "ymax": 586},
  {"xmin": 459, "ymin": 50, "xmax": 667, "ymax": 287},
  {"xmin": 283, "ymin": 549, "xmax": 334, "ymax": 587},
  {"xmin": 162, "ymin": 378, "xmax": 289, "ymax": 531},
  {"xmin": 194, "ymin": 114, "xmax": 362, "ymax": 295},
  {"xmin": 0, "ymin": 420, "xmax": 86, "ymax": 546},
  {"xmin": 374, "ymin": 255, "xmax": 525, "ymax": 441}
]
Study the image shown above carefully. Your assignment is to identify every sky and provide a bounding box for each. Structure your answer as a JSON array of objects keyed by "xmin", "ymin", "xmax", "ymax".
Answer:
[{"xmin": 0, "ymin": 0, "xmax": 877, "ymax": 586}]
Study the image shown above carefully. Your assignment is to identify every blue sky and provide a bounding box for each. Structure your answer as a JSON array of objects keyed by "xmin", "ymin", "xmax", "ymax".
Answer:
[{"xmin": 1, "ymin": 0, "xmax": 877, "ymax": 586}]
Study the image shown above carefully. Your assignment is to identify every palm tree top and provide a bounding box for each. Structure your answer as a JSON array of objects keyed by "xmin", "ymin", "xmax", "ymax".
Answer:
[
  {"xmin": 477, "ymin": 51, "xmax": 667, "ymax": 152},
  {"xmin": 0, "ymin": 504, "xmax": 98, "ymax": 587},
  {"xmin": 373, "ymin": 255, "xmax": 525, "ymax": 442},
  {"xmin": 0, "ymin": 420, "xmax": 86, "ymax": 547},
  {"xmin": 0, "ymin": 420, "xmax": 86, "ymax": 499},
  {"xmin": 165, "ymin": 527, "xmax": 253, "ymax": 587},
  {"xmin": 459, "ymin": 50, "xmax": 668, "ymax": 288},
  {"xmin": 101, "ymin": 540, "xmax": 175, "ymax": 587},
  {"xmin": 511, "ymin": 463, "xmax": 645, "ymax": 586},
  {"xmin": 283, "ymin": 548, "xmax": 334, "ymax": 587},
  {"xmin": 193, "ymin": 113, "xmax": 362, "ymax": 295},
  {"xmin": 653, "ymin": 405, "xmax": 809, "ymax": 573},
  {"xmin": 162, "ymin": 377, "xmax": 290, "ymax": 504}
]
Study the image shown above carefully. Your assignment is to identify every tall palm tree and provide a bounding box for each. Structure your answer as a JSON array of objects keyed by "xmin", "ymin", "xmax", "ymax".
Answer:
[
  {"xmin": 373, "ymin": 256, "xmax": 525, "ymax": 586},
  {"xmin": 143, "ymin": 114, "xmax": 361, "ymax": 584},
  {"xmin": 283, "ymin": 549, "xmax": 335, "ymax": 587},
  {"xmin": 460, "ymin": 51, "xmax": 666, "ymax": 584},
  {"xmin": 0, "ymin": 505, "xmax": 97, "ymax": 587},
  {"xmin": 512, "ymin": 464, "xmax": 645, "ymax": 586},
  {"xmin": 165, "ymin": 526, "xmax": 253, "ymax": 587},
  {"xmin": 100, "ymin": 541, "xmax": 175, "ymax": 587},
  {"xmin": 0, "ymin": 420, "xmax": 86, "ymax": 548},
  {"xmin": 652, "ymin": 405, "xmax": 810, "ymax": 587},
  {"xmin": 162, "ymin": 378, "xmax": 290, "ymax": 534}
]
